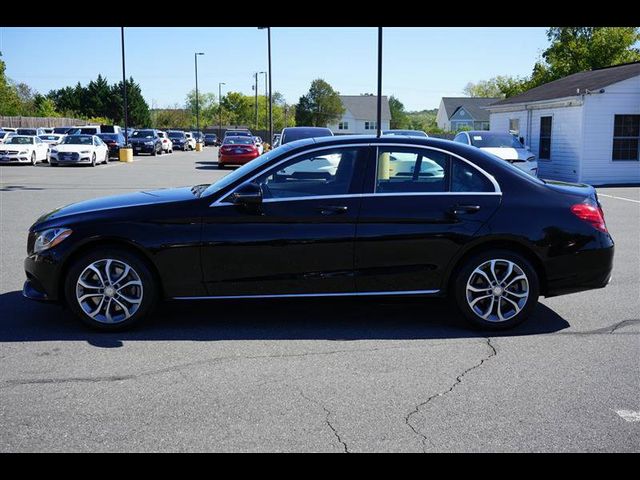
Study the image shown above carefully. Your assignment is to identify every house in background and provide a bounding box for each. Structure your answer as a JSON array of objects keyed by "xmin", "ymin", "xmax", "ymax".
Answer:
[
  {"xmin": 436, "ymin": 97, "xmax": 499, "ymax": 132},
  {"xmin": 327, "ymin": 95, "xmax": 391, "ymax": 135},
  {"xmin": 488, "ymin": 61, "xmax": 640, "ymax": 186}
]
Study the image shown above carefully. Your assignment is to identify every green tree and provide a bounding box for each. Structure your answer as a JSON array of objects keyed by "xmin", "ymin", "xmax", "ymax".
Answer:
[
  {"xmin": 463, "ymin": 75, "xmax": 529, "ymax": 98},
  {"xmin": 110, "ymin": 77, "xmax": 151, "ymax": 127},
  {"xmin": 295, "ymin": 79, "xmax": 345, "ymax": 127},
  {"xmin": 221, "ymin": 91, "xmax": 254, "ymax": 126},
  {"xmin": 532, "ymin": 27, "xmax": 640, "ymax": 85},
  {"xmin": 0, "ymin": 55, "xmax": 21, "ymax": 115},
  {"xmin": 185, "ymin": 90, "xmax": 217, "ymax": 128},
  {"xmin": 85, "ymin": 74, "xmax": 112, "ymax": 118},
  {"xmin": 33, "ymin": 95, "xmax": 59, "ymax": 117},
  {"xmin": 389, "ymin": 95, "xmax": 409, "ymax": 129}
]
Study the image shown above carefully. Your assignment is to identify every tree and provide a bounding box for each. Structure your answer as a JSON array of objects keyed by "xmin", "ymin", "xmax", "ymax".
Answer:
[
  {"xmin": 389, "ymin": 95, "xmax": 409, "ymax": 129},
  {"xmin": 185, "ymin": 89, "xmax": 217, "ymax": 128},
  {"xmin": 85, "ymin": 74, "xmax": 112, "ymax": 119},
  {"xmin": 295, "ymin": 79, "xmax": 345, "ymax": 127},
  {"xmin": 463, "ymin": 75, "xmax": 529, "ymax": 99},
  {"xmin": 110, "ymin": 77, "xmax": 151, "ymax": 127},
  {"xmin": 533, "ymin": 27, "xmax": 640, "ymax": 85},
  {"xmin": 0, "ymin": 55, "xmax": 21, "ymax": 115},
  {"xmin": 221, "ymin": 91, "xmax": 254, "ymax": 126},
  {"xmin": 33, "ymin": 95, "xmax": 59, "ymax": 117}
]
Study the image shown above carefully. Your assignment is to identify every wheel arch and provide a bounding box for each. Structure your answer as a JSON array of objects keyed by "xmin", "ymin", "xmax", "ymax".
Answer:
[
  {"xmin": 58, "ymin": 237, "xmax": 165, "ymax": 304},
  {"xmin": 443, "ymin": 237, "xmax": 548, "ymax": 296}
]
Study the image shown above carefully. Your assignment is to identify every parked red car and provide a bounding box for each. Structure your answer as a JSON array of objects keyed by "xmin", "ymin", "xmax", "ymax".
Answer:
[{"xmin": 218, "ymin": 136, "xmax": 260, "ymax": 169}]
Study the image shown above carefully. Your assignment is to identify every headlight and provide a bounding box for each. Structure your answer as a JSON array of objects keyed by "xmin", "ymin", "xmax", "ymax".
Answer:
[
  {"xmin": 80, "ymin": 150, "xmax": 90, "ymax": 154},
  {"xmin": 33, "ymin": 228, "xmax": 72, "ymax": 254}
]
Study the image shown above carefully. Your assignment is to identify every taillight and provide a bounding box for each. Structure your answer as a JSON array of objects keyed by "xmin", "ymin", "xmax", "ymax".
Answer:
[{"xmin": 571, "ymin": 203, "xmax": 608, "ymax": 233}]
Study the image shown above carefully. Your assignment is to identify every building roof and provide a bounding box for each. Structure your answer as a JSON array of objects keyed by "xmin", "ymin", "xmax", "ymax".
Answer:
[
  {"xmin": 440, "ymin": 97, "xmax": 500, "ymax": 121},
  {"xmin": 492, "ymin": 61, "xmax": 640, "ymax": 106},
  {"xmin": 339, "ymin": 95, "xmax": 391, "ymax": 121}
]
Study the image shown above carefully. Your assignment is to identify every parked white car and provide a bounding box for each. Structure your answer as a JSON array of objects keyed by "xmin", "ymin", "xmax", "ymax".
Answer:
[
  {"xmin": 49, "ymin": 135, "xmax": 109, "ymax": 167},
  {"xmin": 0, "ymin": 131, "xmax": 14, "ymax": 144},
  {"xmin": 157, "ymin": 131, "xmax": 173, "ymax": 153},
  {"xmin": 0, "ymin": 135, "xmax": 49, "ymax": 165},
  {"xmin": 39, "ymin": 134, "xmax": 66, "ymax": 146},
  {"xmin": 453, "ymin": 131, "xmax": 538, "ymax": 177},
  {"xmin": 184, "ymin": 132, "xmax": 196, "ymax": 151}
]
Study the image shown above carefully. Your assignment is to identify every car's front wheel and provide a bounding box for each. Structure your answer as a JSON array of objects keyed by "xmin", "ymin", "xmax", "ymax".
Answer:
[
  {"xmin": 452, "ymin": 249, "xmax": 539, "ymax": 330},
  {"xmin": 64, "ymin": 248, "xmax": 158, "ymax": 331}
]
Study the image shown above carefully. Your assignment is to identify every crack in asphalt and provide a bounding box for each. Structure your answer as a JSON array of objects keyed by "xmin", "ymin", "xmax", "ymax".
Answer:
[
  {"xmin": 405, "ymin": 338, "xmax": 497, "ymax": 453},
  {"xmin": 0, "ymin": 343, "xmax": 424, "ymax": 390},
  {"xmin": 298, "ymin": 390, "xmax": 349, "ymax": 453},
  {"xmin": 555, "ymin": 318, "xmax": 640, "ymax": 336}
]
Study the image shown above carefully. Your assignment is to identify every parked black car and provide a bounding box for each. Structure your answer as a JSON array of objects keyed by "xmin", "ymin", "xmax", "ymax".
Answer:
[
  {"xmin": 167, "ymin": 130, "xmax": 189, "ymax": 151},
  {"xmin": 97, "ymin": 133, "xmax": 127, "ymax": 159},
  {"xmin": 204, "ymin": 133, "xmax": 219, "ymax": 146},
  {"xmin": 23, "ymin": 135, "xmax": 614, "ymax": 331},
  {"xmin": 52, "ymin": 127, "xmax": 75, "ymax": 135},
  {"xmin": 129, "ymin": 129, "xmax": 163, "ymax": 156}
]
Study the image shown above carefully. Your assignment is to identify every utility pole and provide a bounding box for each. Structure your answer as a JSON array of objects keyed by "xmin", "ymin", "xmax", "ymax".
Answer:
[
  {"xmin": 254, "ymin": 72, "xmax": 259, "ymax": 130},
  {"xmin": 377, "ymin": 27, "xmax": 383, "ymax": 138},
  {"xmin": 121, "ymin": 27, "xmax": 129, "ymax": 145},
  {"xmin": 194, "ymin": 52, "xmax": 204, "ymax": 134}
]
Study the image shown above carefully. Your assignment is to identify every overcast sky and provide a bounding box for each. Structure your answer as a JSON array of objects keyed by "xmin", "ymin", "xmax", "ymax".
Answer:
[{"xmin": 2, "ymin": 27, "xmax": 551, "ymax": 111}]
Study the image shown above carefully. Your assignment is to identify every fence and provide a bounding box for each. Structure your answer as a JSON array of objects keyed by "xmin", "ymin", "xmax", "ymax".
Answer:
[{"xmin": 0, "ymin": 116, "xmax": 88, "ymax": 128}]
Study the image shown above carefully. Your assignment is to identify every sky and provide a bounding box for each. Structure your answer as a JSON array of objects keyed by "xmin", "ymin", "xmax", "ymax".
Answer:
[{"xmin": 1, "ymin": 27, "xmax": 550, "ymax": 111}]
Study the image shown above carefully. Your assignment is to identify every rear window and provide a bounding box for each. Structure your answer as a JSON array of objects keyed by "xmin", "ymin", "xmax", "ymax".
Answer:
[
  {"xmin": 167, "ymin": 131, "xmax": 184, "ymax": 138},
  {"xmin": 282, "ymin": 128, "xmax": 332, "ymax": 144},
  {"xmin": 224, "ymin": 137, "xmax": 254, "ymax": 145}
]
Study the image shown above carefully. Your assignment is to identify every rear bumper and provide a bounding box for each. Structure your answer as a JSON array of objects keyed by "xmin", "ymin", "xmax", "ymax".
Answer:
[
  {"xmin": 218, "ymin": 153, "xmax": 259, "ymax": 165},
  {"xmin": 544, "ymin": 245, "xmax": 614, "ymax": 297}
]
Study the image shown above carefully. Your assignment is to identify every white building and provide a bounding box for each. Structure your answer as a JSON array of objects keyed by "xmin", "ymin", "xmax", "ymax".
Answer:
[
  {"xmin": 488, "ymin": 62, "xmax": 640, "ymax": 185},
  {"xmin": 327, "ymin": 95, "xmax": 391, "ymax": 135}
]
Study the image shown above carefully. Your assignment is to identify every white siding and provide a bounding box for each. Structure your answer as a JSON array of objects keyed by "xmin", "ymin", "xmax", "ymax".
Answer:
[
  {"xmin": 580, "ymin": 76, "xmax": 640, "ymax": 185},
  {"xmin": 327, "ymin": 110, "xmax": 389, "ymax": 135},
  {"xmin": 436, "ymin": 99, "xmax": 450, "ymax": 131},
  {"xmin": 491, "ymin": 106, "xmax": 583, "ymax": 182}
]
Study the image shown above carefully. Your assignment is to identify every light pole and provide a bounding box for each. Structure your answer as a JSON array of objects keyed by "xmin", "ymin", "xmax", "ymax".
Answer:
[
  {"xmin": 120, "ymin": 27, "xmax": 129, "ymax": 146},
  {"xmin": 259, "ymin": 72, "xmax": 267, "ymax": 139},
  {"xmin": 258, "ymin": 27, "xmax": 272, "ymax": 144},
  {"xmin": 255, "ymin": 72, "xmax": 265, "ymax": 131},
  {"xmin": 194, "ymin": 52, "xmax": 204, "ymax": 136},
  {"xmin": 376, "ymin": 27, "xmax": 382, "ymax": 138},
  {"xmin": 218, "ymin": 82, "xmax": 225, "ymax": 139}
]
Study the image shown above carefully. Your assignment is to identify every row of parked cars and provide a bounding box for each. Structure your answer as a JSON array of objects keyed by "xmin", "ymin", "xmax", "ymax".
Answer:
[{"xmin": 0, "ymin": 124, "xmax": 223, "ymax": 166}]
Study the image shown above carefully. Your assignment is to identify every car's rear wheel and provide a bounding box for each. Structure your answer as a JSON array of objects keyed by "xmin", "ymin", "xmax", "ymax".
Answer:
[
  {"xmin": 91, "ymin": 153, "xmax": 96, "ymax": 167},
  {"xmin": 31, "ymin": 152, "xmax": 36, "ymax": 165},
  {"xmin": 64, "ymin": 248, "xmax": 158, "ymax": 331},
  {"xmin": 452, "ymin": 249, "xmax": 539, "ymax": 330}
]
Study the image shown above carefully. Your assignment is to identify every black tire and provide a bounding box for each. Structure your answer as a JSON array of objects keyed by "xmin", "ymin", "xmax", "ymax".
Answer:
[
  {"xmin": 31, "ymin": 152, "xmax": 36, "ymax": 165},
  {"xmin": 64, "ymin": 247, "xmax": 159, "ymax": 331},
  {"xmin": 50, "ymin": 161, "xmax": 58, "ymax": 167},
  {"xmin": 451, "ymin": 249, "xmax": 539, "ymax": 330},
  {"xmin": 91, "ymin": 153, "xmax": 96, "ymax": 167},
  {"xmin": 152, "ymin": 146, "xmax": 158, "ymax": 156},
  {"xmin": 217, "ymin": 163, "xmax": 226, "ymax": 169},
  {"xmin": 104, "ymin": 152, "xmax": 109, "ymax": 164}
]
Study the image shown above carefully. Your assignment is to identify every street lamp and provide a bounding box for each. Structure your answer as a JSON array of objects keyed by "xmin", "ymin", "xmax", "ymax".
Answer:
[
  {"xmin": 194, "ymin": 52, "xmax": 204, "ymax": 137},
  {"xmin": 254, "ymin": 71, "xmax": 265, "ymax": 131},
  {"xmin": 376, "ymin": 27, "xmax": 382, "ymax": 138},
  {"xmin": 120, "ymin": 27, "xmax": 129, "ymax": 146},
  {"xmin": 259, "ymin": 71, "xmax": 267, "ymax": 138},
  {"xmin": 218, "ymin": 82, "xmax": 225, "ymax": 138},
  {"xmin": 258, "ymin": 27, "xmax": 272, "ymax": 144}
]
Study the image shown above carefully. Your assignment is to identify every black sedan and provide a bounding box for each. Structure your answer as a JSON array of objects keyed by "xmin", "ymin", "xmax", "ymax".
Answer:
[
  {"xmin": 23, "ymin": 135, "xmax": 614, "ymax": 331},
  {"xmin": 129, "ymin": 129, "xmax": 163, "ymax": 156},
  {"xmin": 97, "ymin": 133, "xmax": 127, "ymax": 159},
  {"xmin": 167, "ymin": 130, "xmax": 189, "ymax": 151}
]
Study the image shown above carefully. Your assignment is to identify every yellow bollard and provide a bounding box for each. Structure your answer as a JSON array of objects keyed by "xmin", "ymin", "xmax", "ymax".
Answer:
[
  {"xmin": 119, "ymin": 147, "xmax": 133, "ymax": 162},
  {"xmin": 195, "ymin": 142, "xmax": 203, "ymax": 152}
]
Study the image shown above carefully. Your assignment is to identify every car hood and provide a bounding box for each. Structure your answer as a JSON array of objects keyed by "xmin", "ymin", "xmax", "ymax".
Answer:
[
  {"xmin": 480, "ymin": 147, "xmax": 534, "ymax": 161},
  {"xmin": 32, "ymin": 186, "xmax": 201, "ymax": 227},
  {"xmin": 129, "ymin": 137, "xmax": 155, "ymax": 142},
  {"xmin": 53, "ymin": 144, "xmax": 94, "ymax": 152}
]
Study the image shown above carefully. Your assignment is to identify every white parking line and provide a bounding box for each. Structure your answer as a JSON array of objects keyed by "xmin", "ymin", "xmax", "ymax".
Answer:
[
  {"xmin": 598, "ymin": 194, "xmax": 640, "ymax": 204},
  {"xmin": 615, "ymin": 410, "xmax": 640, "ymax": 422}
]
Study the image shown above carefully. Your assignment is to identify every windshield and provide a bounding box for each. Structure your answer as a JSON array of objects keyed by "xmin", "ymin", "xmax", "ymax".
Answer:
[
  {"xmin": 470, "ymin": 133, "xmax": 524, "ymax": 148},
  {"xmin": 132, "ymin": 130, "xmax": 155, "ymax": 138},
  {"xmin": 205, "ymin": 134, "xmax": 216, "ymax": 138},
  {"xmin": 62, "ymin": 135, "xmax": 93, "ymax": 145},
  {"xmin": 168, "ymin": 131, "xmax": 184, "ymax": 138},
  {"xmin": 5, "ymin": 136, "xmax": 34, "ymax": 145},
  {"xmin": 39, "ymin": 135, "xmax": 60, "ymax": 141},
  {"xmin": 224, "ymin": 137, "xmax": 254, "ymax": 145},
  {"xmin": 203, "ymin": 144, "xmax": 293, "ymax": 197},
  {"xmin": 17, "ymin": 129, "xmax": 37, "ymax": 135}
]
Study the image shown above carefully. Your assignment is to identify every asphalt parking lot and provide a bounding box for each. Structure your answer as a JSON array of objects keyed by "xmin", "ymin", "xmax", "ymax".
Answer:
[{"xmin": 0, "ymin": 149, "xmax": 638, "ymax": 452}]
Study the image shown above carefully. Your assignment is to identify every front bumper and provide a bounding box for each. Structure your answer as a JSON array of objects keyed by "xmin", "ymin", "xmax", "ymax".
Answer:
[
  {"xmin": 24, "ymin": 250, "xmax": 64, "ymax": 302},
  {"xmin": 51, "ymin": 153, "xmax": 92, "ymax": 164},
  {"xmin": 132, "ymin": 144, "xmax": 156, "ymax": 153},
  {"xmin": 0, "ymin": 153, "xmax": 31, "ymax": 163}
]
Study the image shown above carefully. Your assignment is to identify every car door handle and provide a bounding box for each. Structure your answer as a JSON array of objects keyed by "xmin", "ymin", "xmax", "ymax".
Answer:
[
  {"xmin": 317, "ymin": 205, "xmax": 348, "ymax": 215},
  {"xmin": 449, "ymin": 204, "xmax": 481, "ymax": 215}
]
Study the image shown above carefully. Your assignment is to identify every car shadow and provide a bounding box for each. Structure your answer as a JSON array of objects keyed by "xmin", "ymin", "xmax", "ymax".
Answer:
[
  {"xmin": 0, "ymin": 290, "xmax": 570, "ymax": 348},
  {"xmin": 194, "ymin": 160, "xmax": 222, "ymax": 170}
]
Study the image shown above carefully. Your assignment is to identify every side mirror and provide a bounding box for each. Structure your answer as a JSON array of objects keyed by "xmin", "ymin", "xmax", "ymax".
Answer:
[{"xmin": 231, "ymin": 182, "xmax": 263, "ymax": 205}]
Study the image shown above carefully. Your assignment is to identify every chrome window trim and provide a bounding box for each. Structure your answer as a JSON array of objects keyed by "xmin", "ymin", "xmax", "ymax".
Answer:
[
  {"xmin": 209, "ymin": 142, "xmax": 501, "ymax": 207},
  {"xmin": 172, "ymin": 289, "xmax": 440, "ymax": 300}
]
